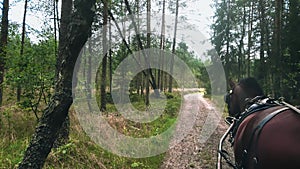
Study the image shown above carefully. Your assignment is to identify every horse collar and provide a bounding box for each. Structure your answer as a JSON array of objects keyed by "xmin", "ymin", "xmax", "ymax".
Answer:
[{"xmin": 231, "ymin": 97, "xmax": 277, "ymax": 142}]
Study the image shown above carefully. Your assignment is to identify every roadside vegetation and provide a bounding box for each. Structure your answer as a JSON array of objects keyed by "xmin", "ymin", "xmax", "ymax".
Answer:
[{"xmin": 0, "ymin": 92, "xmax": 182, "ymax": 169}]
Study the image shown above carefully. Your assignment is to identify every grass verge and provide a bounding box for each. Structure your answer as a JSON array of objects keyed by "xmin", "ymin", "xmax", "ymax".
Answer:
[{"xmin": 0, "ymin": 92, "xmax": 181, "ymax": 169}]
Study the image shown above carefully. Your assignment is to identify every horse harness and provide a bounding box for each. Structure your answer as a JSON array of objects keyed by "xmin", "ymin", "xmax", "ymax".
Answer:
[{"xmin": 218, "ymin": 96, "xmax": 300, "ymax": 169}]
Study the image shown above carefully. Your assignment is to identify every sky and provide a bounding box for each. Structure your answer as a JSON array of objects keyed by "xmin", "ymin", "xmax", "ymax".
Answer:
[
  {"xmin": 184, "ymin": 0, "xmax": 215, "ymax": 38},
  {"xmin": 9, "ymin": 0, "xmax": 44, "ymax": 33},
  {"xmin": 8, "ymin": 0, "xmax": 215, "ymax": 41}
]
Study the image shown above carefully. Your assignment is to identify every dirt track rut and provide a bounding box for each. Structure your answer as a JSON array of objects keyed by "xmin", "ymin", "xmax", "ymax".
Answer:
[{"xmin": 160, "ymin": 93, "xmax": 232, "ymax": 169}]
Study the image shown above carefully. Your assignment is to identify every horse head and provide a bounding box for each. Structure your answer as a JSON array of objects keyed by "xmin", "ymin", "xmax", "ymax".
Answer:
[{"xmin": 225, "ymin": 77, "xmax": 264, "ymax": 117}]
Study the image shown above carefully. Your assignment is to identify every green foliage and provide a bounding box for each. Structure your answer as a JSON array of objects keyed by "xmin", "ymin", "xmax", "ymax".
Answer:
[
  {"xmin": 131, "ymin": 162, "xmax": 144, "ymax": 168},
  {"xmin": 164, "ymin": 92, "xmax": 175, "ymax": 99},
  {"xmin": 210, "ymin": 0, "xmax": 300, "ymax": 103},
  {"xmin": 104, "ymin": 92, "xmax": 181, "ymax": 138},
  {"xmin": 0, "ymin": 106, "xmax": 171, "ymax": 169},
  {"xmin": 174, "ymin": 42, "xmax": 211, "ymax": 94},
  {"xmin": 4, "ymin": 25, "xmax": 56, "ymax": 117},
  {"xmin": 129, "ymin": 93, "xmax": 144, "ymax": 103},
  {"xmin": 0, "ymin": 106, "xmax": 36, "ymax": 168}
]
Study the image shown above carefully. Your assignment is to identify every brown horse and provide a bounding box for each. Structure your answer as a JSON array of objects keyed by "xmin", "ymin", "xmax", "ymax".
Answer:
[{"xmin": 220, "ymin": 77, "xmax": 300, "ymax": 169}]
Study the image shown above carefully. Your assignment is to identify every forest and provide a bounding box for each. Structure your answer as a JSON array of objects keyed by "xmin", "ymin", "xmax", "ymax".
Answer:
[
  {"xmin": 211, "ymin": 0, "xmax": 300, "ymax": 103},
  {"xmin": 0, "ymin": 0, "xmax": 299, "ymax": 168}
]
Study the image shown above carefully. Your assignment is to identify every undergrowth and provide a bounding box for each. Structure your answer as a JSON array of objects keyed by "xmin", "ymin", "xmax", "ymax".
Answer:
[{"xmin": 0, "ymin": 92, "xmax": 181, "ymax": 169}]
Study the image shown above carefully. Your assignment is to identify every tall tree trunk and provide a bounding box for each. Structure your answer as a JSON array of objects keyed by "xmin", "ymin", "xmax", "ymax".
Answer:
[
  {"xmin": 135, "ymin": 0, "xmax": 141, "ymax": 95},
  {"xmin": 124, "ymin": 0, "xmax": 159, "ymax": 96},
  {"xmin": 159, "ymin": 0, "xmax": 166, "ymax": 92},
  {"xmin": 17, "ymin": 0, "xmax": 29, "ymax": 102},
  {"xmin": 109, "ymin": 17, "xmax": 113, "ymax": 94},
  {"xmin": 0, "ymin": 0, "xmax": 9, "ymax": 106},
  {"xmin": 246, "ymin": 1, "xmax": 254, "ymax": 77},
  {"xmin": 288, "ymin": 0, "xmax": 300, "ymax": 101},
  {"xmin": 100, "ymin": 0, "xmax": 108, "ymax": 111},
  {"xmin": 52, "ymin": 0, "xmax": 73, "ymax": 149},
  {"xmin": 238, "ymin": 3, "xmax": 246, "ymax": 80},
  {"xmin": 272, "ymin": 0, "xmax": 283, "ymax": 97},
  {"xmin": 18, "ymin": 0, "xmax": 95, "ymax": 168},
  {"xmin": 258, "ymin": 0, "xmax": 266, "ymax": 86},
  {"xmin": 55, "ymin": 0, "xmax": 60, "ymax": 30},
  {"xmin": 224, "ymin": 0, "xmax": 231, "ymax": 78},
  {"xmin": 168, "ymin": 0, "xmax": 179, "ymax": 93},
  {"xmin": 53, "ymin": 0, "xmax": 58, "ymax": 59},
  {"xmin": 145, "ymin": 0, "xmax": 151, "ymax": 105},
  {"xmin": 87, "ymin": 40, "xmax": 92, "ymax": 99}
]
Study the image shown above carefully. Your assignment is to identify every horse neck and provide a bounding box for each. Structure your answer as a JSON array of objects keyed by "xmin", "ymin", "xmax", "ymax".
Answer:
[
  {"xmin": 237, "ymin": 90, "xmax": 255, "ymax": 112},
  {"xmin": 238, "ymin": 97, "xmax": 247, "ymax": 112}
]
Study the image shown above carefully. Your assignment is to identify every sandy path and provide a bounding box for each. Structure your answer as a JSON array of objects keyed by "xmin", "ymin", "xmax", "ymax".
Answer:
[{"xmin": 160, "ymin": 93, "xmax": 232, "ymax": 169}]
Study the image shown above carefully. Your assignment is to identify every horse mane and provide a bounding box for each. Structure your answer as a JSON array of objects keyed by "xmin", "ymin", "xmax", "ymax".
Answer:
[{"xmin": 238, "ymin": 77, "xmax": 264, "ymax": 97}]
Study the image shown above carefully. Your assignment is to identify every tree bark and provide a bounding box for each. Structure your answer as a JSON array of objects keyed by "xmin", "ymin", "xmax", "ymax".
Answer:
[
  {"xmin": 17, "ymin": 0, "xmax": 29, "ymax": 102},
  {"xmin": 159, "ymin": 0, "xmax": 166, "ymax": 92},
  {"xmin": 18, "ymin": 0, "xmax": 96, "ymax": 168},
  {"xmin": 109, "ymin": 17, "xmax": 113, "ymax": 94},
  {"xmin": 100, "ymin": 0, "xmax": 108, "ymax": 111},
  {"xmin": 124, "ymin": 0, "xmax": 159, "ymax": 97},
  {"xmin": 237, "ymin": 3, "xmax": 246, "ymax": 80},
  {"xmin": 0, "ymin": 0, "xmax": 9, "ymax": 106},
  {"xmin": 272, "ymin": 0, "xmax": 283, "ymax": 97},
  {"xmin": 246, "ymin": 1, "xmax": 254, "ymax": 77},
  {"xmin": 288, "ymin": 0, "xmax": 300, "ymax": 101},
  {"xmin": 53, "ymin": 0, "xmax": 73, "ymax": 148},
  {"xmin": 258, "ymin": 0, "xmax": 266, "ymax": 86},
  {"xmin": 224, "ymin": 0, "xmax": 231, "ymax": 78},
  {"xmin": 168, "ymin": 0, "xmax": 179, "ymax": 93},
  {"xmin": 145, "ymin": 0, "xmax": 151, "ymax": 105}
]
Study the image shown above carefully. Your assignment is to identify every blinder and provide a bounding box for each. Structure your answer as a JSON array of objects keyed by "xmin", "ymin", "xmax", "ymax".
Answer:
[{"xmin": 224, "ymin": 90, "xmax": 233, "ymax": 105}]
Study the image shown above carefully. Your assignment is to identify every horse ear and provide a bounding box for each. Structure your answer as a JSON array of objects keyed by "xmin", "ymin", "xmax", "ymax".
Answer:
[{"xmin": 229, "ymin": 79, "xmax": 236, "ymax": 89}]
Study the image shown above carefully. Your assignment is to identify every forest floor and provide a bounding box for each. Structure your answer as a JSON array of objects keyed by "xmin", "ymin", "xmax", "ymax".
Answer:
[
  {"xmin": 160, "ymin": 93, "xmax": 233, "ymax": 169},
  {"xmin": 0, "ymin": 92, "xmax": 234, "ymax": 169}
]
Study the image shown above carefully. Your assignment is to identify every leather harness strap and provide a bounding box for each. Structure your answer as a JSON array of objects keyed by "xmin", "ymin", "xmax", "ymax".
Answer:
[
  {"xmin": 219, "ymin": 96, "xmax": 300, "ymax": 169},
  {"xmin": 240, "ymin": 107, "xmax": 290, "ymax": 168},
  {"xmin": 278, "ymin": 99, "xmax": 300, "ymax": 115}
]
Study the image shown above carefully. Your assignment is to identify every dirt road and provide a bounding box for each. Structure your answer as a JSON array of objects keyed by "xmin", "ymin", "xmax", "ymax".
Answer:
[{"xmin": 160, "ymin": 93, "xmax": 232, "ymax": 169}]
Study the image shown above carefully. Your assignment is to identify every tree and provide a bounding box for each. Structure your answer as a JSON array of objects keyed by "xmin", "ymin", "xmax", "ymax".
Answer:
[
  {"xmin": 124, "ymin": 0, "xmax": 159, "ymax": 97},
  {"xmin": 158, "ymin": 0, "xmax": 166, "ymax": 91},
  {"xmin": 18, "ymin": 0, "xmax": 96, "ymax": 168},
  {"xmin": 168, "ymin": 0, "xmax": 179, "ymax": 93},
  {"xmin": 211, "ymin": 0, "xmax": 234, "ymax": 79},
  {"xmin": 277, "ymin": 0, "xmax": 300, "ymax": 102},
  {"xmin": 211, "ymin": 0, "xmax": 300, "ymax": 103},
  {"xmin": 257, "ymin": 0, "xmax": 267, "ymax": 85},
  {"xmin": 271, "ymin": 0, "xmax": 283, "ymax": 97},
  {"xmin": 145, "ymin": 0, "xmax": 151, "ymax": 105},
  {"xmin": 237, "ymin": 1, "xmax": 246, "ymax": 80},
  {"xmin": 0, "ymin": 0, "xmax": 9, "ymax": 106},
  {"xmin": 53, "ymin": 0, "xmax": 73, "ymax": 148},
  {"xmin": 100, "ymin": 0, "xmax": 108, "ymax": 111},
  {"xmin": 17, "ymin": 0, "xmax": 29, "ymax": 102}
]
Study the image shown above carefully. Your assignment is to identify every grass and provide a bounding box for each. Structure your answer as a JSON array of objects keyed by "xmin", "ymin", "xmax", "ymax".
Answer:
[
  {"xmin": 0, "ymin": 105, "xmax": 36, "ymax": 169},
  {"xmin": 0, "ymin": 92, "xmax": 181, "ymax": 169}
]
